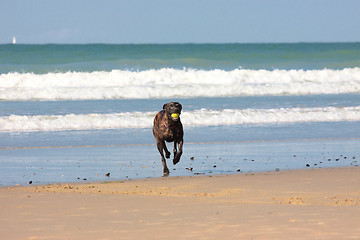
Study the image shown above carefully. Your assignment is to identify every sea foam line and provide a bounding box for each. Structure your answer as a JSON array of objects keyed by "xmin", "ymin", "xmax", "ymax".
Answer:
[
  {"xmin": 1, "ymin": 68, "xmax": 360, "ymax": 100},
  {"xmin": 1, "ymin": 106, "xmax": 360, "ymax": 132}
]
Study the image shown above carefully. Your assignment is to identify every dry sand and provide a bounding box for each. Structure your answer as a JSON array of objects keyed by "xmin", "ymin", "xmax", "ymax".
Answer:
[{"xmin": 1, "ymin": 167, "xmax": 360, "ymax": 239}]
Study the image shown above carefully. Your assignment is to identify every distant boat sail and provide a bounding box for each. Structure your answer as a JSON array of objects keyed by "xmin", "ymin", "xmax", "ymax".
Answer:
[{"xmin": 12, "ymin": 37, "xmax": 16, "ymax": 44}]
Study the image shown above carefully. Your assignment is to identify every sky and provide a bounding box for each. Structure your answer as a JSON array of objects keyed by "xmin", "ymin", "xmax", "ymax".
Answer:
[{"xmin": 1, "ymin": 0, "xmax": 360, "ymax": 44}]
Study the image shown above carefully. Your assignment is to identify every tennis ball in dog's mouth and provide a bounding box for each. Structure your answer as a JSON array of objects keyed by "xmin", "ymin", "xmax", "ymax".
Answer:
[{"xmin": 171, "ymin": 113, "xmax": 180, "ymax": 119}]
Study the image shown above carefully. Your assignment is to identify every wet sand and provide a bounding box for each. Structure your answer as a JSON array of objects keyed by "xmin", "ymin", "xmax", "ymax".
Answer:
[
  {"xmin": 1, "ymin": 167, "xmax": 360, "ymax": 239},
  {"xmin": 2, "ymin": 137, "xmax": 359, "ymax": 186}
]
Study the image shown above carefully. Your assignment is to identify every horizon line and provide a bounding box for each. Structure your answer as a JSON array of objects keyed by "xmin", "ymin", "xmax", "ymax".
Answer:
[{"xmin": 1, "ymin": 41, "xmax": 360, "ymax": 45}]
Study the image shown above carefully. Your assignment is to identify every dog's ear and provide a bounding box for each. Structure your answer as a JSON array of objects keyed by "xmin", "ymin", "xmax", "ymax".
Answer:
[{"xmin": 163, "ymin": 103, "xmax": 168, "ymax": 110}]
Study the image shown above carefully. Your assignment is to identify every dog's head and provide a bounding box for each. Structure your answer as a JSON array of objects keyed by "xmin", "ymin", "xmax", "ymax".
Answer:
[{"xmin": 163, "ymin": 102, "xmax": 182, "ymax": 122}]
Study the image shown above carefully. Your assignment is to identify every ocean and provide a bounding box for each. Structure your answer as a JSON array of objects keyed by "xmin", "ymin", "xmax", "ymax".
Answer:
[{"xmin": 1, "ymin": 43, "xmax": 360, "ymax": 186}]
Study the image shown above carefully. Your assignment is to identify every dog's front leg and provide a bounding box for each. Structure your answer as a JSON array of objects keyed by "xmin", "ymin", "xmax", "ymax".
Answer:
[
  {"xmin": 157, "ymin": 140, "xmax": 170, "ymax": 176},
  {"xmin": 163, "ymin": 142, "xmax": 171, "ymax": 159},
  {"xmin": 173, "ymin": 139, "xmax": 183, "ymax": 165}
]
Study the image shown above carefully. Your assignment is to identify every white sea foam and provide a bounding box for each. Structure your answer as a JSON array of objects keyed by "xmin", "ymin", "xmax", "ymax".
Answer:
[
  {"xmin": 1, "ymin": 106, "xmax": 360, "ymax": 132},
  {"xmin": 1, "ymin": 68, "xmax": 360, "ymax": 100}
]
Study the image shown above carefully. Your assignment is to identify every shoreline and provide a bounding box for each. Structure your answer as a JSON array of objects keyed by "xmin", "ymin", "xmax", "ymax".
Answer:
[
  {"xmin": 2, "ymin": 165, "xmax": 358, "ymax": 189},
  {"xmin": 1, "ymin": 166, "xmax": 360, "ymax": 239}
]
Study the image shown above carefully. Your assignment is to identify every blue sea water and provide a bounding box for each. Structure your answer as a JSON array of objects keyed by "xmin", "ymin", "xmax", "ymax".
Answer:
[
  {"xmin": 0, "ymin": 43, "xmax": 359, "ymax": 186},
  {"xmin": 1, "ymin": 43, "xmax": 360, "ymax": 73}
]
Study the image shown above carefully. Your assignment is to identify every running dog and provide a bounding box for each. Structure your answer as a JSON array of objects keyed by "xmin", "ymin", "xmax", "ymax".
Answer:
[{"xmin": 153, "ymin": 102, "xmax": 183, "ymax": 176}]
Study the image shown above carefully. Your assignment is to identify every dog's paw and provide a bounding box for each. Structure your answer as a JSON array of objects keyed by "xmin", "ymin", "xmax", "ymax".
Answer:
[
  {"xmin": 173, "ymin": 156, "xmax": 180, "ymax": 165},
  {"xmin": 165, "ymin": 151, "xmax": 171, "ymax": 159},
  {"xmin": 163, "ymin": 167, "xmax": 170, "ymax": 176}
]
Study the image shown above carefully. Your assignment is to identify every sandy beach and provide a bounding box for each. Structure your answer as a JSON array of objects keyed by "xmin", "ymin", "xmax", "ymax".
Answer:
[{"xmin": 1, "ymin": 167, "xmax": 360, "ymax": 239}]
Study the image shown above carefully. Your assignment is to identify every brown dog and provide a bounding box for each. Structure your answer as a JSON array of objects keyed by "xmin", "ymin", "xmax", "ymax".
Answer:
[{"xmin": 153, "ymin": 102, "xmax": 184, "ymax": 176}]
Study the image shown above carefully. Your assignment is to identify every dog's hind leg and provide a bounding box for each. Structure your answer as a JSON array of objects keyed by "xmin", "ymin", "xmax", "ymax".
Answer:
[
  {"xmin": 173, "ymin": 142, "xmax": 178, "ymax": 158},
  {"xmin": 173, "ymin": 139, "xmax": 183, "ymax": 165},
  {"xmin": 157, "ymin": 140, "xmax": 170, "ymax": 176}
]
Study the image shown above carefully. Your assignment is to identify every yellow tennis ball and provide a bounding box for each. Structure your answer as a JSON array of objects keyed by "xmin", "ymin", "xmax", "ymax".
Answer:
[{"xmin": 171, "ymin": 113, "xmax": 179, "ymax": 119}]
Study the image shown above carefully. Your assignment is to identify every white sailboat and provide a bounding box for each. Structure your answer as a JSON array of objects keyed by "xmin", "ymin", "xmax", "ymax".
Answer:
[{"xmin": 12, "ymin": 37, "xmax": 16, "ymax": 44}]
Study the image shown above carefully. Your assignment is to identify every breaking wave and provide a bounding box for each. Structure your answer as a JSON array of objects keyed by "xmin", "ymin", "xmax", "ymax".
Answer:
[
  {"xmin": 1, "ymin": 106, "xmax": 360, "ymax": 132},
  {"xmin": 1, "ymin": 68, "xmax": 360, "ymax": 101}
]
